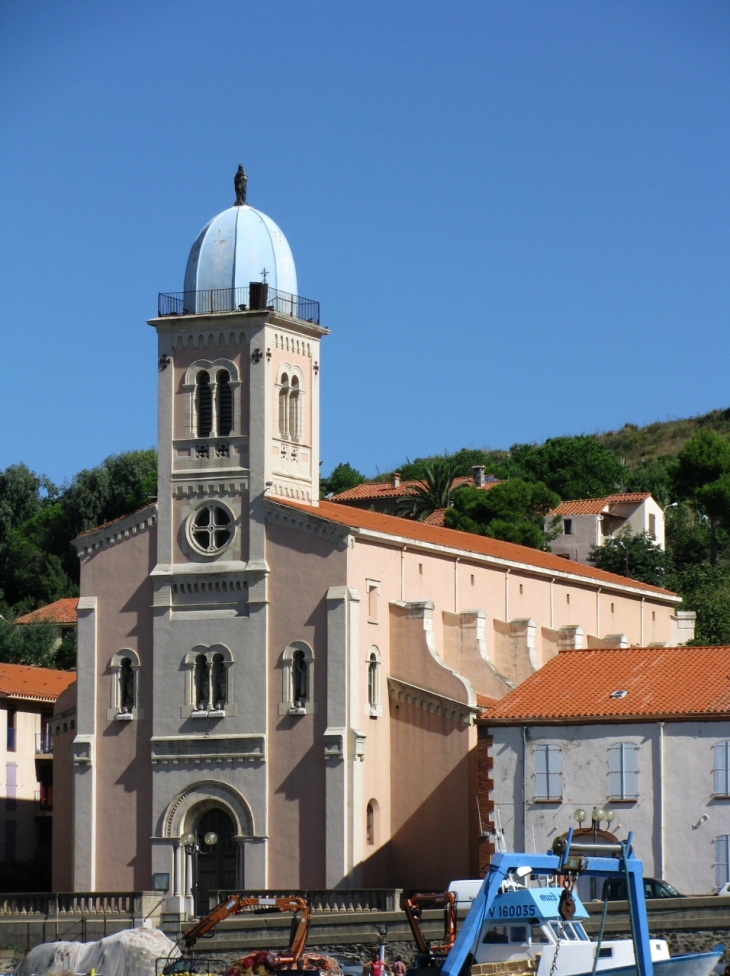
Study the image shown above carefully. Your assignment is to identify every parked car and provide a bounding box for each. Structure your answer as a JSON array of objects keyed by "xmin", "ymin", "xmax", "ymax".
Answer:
[
  {"xmin": 603, "ymin": 877, "xmax": 684, "ymax": 900},
  {"xmin": 716, "ymin": 883, "xmax": 730, "ymax": 896}
]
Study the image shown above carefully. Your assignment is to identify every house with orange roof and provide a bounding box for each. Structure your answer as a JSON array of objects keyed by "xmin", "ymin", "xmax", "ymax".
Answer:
[
  {"xmin": 548, "ymin": 492, "xmax": 666, "ymax": 565},
  {"xmin": 330, "ymin": 466, "xmax": 500, "ymax": 515},
  {"xmin": 479, "ymin": 645, "xmax": 730, "ymax": 897},
  {"xmin": 60, "ymin": 172, "xmax": 696, "ymax": 911},
  {"xmin": 0, "ymin": 662, "xmax": 76, "ymax": 876},
  {"xmin": 15, "ymin": 597, "xmax": 78, "ymax": 649}
]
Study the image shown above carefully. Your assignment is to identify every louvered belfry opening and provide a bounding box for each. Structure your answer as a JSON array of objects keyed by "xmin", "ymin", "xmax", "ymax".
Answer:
[
  {"xmin": 196, "ymin": 371, "xmax": 212, "ymax": 437},
  {"xmin": 217, "ymin": 370, "xmax": 233, "ymax": 436}
]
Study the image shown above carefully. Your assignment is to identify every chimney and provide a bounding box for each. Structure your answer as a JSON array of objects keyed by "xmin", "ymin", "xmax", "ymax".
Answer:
[
  {"xmin": 391, "ymin": 472, "xmax": 401, "ymax": 489},
  {"xmin": 472, "ymin": 465, "xmax": 486, "ymax": 487}
]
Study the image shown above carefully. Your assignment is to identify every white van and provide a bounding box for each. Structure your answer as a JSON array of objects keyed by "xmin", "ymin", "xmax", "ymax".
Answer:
[{"xmin": 448, "ymin": 879, "xmax": 483, "ymax": 909}]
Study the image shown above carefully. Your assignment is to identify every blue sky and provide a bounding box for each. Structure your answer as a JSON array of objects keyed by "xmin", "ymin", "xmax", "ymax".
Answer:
[{"xmin": 1, "ymin": 1, "xmax": 728, "ymax": 485}]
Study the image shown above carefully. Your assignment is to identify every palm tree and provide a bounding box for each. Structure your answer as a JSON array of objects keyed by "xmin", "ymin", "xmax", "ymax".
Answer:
[{"xmin": 397, "ymin": 459, "xmax": 461, "ymax": 521}]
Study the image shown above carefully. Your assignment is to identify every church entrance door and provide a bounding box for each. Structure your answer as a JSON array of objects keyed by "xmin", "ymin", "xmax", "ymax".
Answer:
[{"xmin": 194, "ymin": 808, "xmax": 238, "ymax": 916}]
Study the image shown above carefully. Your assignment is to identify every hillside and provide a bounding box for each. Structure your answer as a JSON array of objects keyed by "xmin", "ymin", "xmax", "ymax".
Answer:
[{"xmin": 596, "ymin": 407, "xmax": 730, "ymax": 466}]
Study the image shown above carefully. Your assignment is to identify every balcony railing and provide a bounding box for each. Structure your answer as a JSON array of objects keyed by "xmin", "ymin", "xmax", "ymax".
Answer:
[
  {"xmin": 158, "ymin": 285, "xmax": 320, "ymax": 325},
  {"xmin": 36, "ymin": 731, "xmax": 53, "ymax": 755}
]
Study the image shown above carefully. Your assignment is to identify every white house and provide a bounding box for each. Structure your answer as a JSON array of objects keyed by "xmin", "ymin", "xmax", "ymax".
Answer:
[
  {"xmin": 548, "ymin": 493, "xmax": 666, "ymax": 565},
  {"xmin": 480, "ymin": 644, "xmax": 730, "ymax": 896}
]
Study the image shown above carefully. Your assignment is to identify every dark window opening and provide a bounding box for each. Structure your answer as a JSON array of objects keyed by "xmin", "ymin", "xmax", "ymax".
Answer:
[
  {"xmin": 564, "ymin": 519, "xmax": 573, "ymax": 536},
  {"xmin": 292, "ymin": 650, "xmax": 308, "ymax": 703},
  {"xmin": 217, "ymin": 370, "xmax": 233, "ymax": 436},
  {"xmin": 6, "ymin": 708, "xmax": 16, "ymax": 752},
  {"xmin": 211, "ymin": 654, "xmax": 226, "ymax": 709},
  {"xmin": 194, "ymin": 655, "xmax": 209, "ymax": 710},
  {"xmin": 120, "ymin": 658, "xmax": 135, "ymax": 712},
  {"xmin": 196, "ymin": 371, "xmax": 212, "ymax": 437},
  {"xmin": 192, "ymin": 505, "xmax": 233, "ymax": 553}
]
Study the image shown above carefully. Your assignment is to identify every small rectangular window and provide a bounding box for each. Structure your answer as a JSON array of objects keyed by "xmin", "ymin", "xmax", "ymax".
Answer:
[
  {"xmin": 535, "ymin": 744, "xmax": 562, "ymax": 801},
  {"xmin": 715, "ymin": 742, "xmax": 730, "ymax": 797},
  {"xmin": 471, "ymin": 574, "xmax": 475, "ymax": 585},
  {"xmin": 609, "ymin": 742, "xmax": 639, "ymax": 799},
  {"xmin": 652, "ymin": 611, "xmax": 656, "ymax": 622},
  {"xmin": 611, "ymin": 603, "xmax": 615, "ymax": 614},
  {"xmin": 649, "ymin": 514, "xmax": 656, "ymax": 539},
  {"xmin": 564, "ymin": 519, "xmax": 573, "ymax": 536},
  {"xmin": 716, "ymin": 836, "xmax": 730, "ymax": 890},
  {"xmin": 367, "ymin": 582, "xmax": 379, "ymax": 622},
  {"xmin": 566, "ymin": 593, "xmax": 570, "ymax": 605},
  {"xmin": 519, "ymin": 584, "xmax": 524, "ymax": 595},
  {"xmin": 418, "ymin": 563, "xmax": 423, "ymax": 575}
]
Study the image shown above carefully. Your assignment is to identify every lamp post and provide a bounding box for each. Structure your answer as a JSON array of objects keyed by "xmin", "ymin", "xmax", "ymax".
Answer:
[
  {"xmin": 616, "ymin": 540, "xmax": 629, "ymax": 576},
  {"xmin": 574, "ymin": 807, "xmax": 615, "ymax": 899},
  {"xmin": 181, "ymin": 830, "xmax": 219, "ymax": 915}
]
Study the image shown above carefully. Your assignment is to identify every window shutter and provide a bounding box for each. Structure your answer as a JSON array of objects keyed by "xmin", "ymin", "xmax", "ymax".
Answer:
[
  {"xmin": 535, "ymin": 746, "xmax": 548, "ymax": 799},
  {"xmin": 609, "ymin": 744, "xmax": 622, "ymax": 798},
  {"xmin": 624, "ymin": 744, "xmax": 639, "ymax": 799},
  {"xmin": 715, "ymin": 743, "xmax": 730, "ymax": 796},
  {"xmin": 547, "ymin": 746, "xmax": 562, "ymax": 800},
  {"xmin": 716, "ymin": 836, "xmax": 730, "ymax": 890}
]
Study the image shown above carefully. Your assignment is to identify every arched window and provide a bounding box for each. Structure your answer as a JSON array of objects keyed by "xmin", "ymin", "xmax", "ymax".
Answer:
[
  {"xmin": 108, "ymin": 649, "xmax": 142, "ymax": 721},
  {"xmin": 189, "ymin": 504, "xmax": 234, "ymax": 554},
  {"xmin": 366, "ymin": 799, "xmax": 379, "ymax": 846},
  {"xmin": 289, "ymin": 376, "xmax": 300, "ymax": 440},
  {"xmin": 194, "ymin": 654, "xmax": 209, "ymax": 711},
  {"xmin": 280, "ymin": 642, "xmax": 316, "ymax": 716},
  {"xmin": 278, "ymin": 373, "xmax": 289, "ymax": 437},
  {"xmin": 119, "ymin": 658, "xmax": 135, "ymax": 712},
  {"xmin": 366, "ymin": 646, "xmax": 382, "ymax": 717},
  {"xmin": 196, "ymin": 371, "xmax": 212, "ymax": 437},
  {"xmin": 184, "ymin": 645, "xmax": 234, "ymax": 718},
  {"xmin": 217, "ymin": 370, "xmax": 233, "ymax": 437},
  {"xmin": 211, "ymin": 653, "xmax": 227, "ymax": 709}
]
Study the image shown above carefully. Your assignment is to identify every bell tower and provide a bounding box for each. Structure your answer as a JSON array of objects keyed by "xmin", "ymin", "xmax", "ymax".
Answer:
[{"xmin": 146, "ymin": 173, "xmax": 327, "ymax": 903}]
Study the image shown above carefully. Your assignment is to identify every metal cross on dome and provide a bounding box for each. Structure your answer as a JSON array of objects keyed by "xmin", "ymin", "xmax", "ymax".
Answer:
[{"xmin": 260, "ymin": 267, "xmax": 269, "ymax": 283}]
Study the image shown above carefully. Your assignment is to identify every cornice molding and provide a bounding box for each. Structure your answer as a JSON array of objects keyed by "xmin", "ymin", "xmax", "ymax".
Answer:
[
  {"xmin": 264, "ymin": 499, "xmax": 350, "ymax": 549},
  {"xmin": 388, "ymin": 676, "xmax": 480, "ymax": 726},
  {"xmin": 73, "ymin": 506, "xmax": 157, "ymax": 558}
]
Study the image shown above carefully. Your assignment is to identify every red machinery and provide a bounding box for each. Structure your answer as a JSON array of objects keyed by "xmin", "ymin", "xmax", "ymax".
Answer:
[{"xmin": 403, "ymin": 892, "xmax": 457, "ymax": 971}]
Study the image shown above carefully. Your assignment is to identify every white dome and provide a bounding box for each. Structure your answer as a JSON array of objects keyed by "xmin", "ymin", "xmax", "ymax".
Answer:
[{"xmin": 184, "ymin": 204, "xmax": 297, "ymax": 297}]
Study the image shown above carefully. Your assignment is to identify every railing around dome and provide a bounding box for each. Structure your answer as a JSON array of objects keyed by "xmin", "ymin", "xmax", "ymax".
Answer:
[{"xmin": 157, "ymin": 286, "xmax": 320, "ymax": 325}]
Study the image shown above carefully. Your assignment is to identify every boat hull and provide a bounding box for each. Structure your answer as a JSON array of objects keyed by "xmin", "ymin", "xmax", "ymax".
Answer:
[{"xmin": 579, "ymin": 950, "xmax": 724, "ymax": 976}]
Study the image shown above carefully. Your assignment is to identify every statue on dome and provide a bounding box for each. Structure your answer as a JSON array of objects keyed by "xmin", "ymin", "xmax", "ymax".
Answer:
[{"xmin": 234, "ymin": 165, "xmax": 248, "ymax": 206}]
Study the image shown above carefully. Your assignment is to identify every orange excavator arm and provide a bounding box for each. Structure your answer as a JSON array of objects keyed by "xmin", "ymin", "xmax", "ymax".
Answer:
[
  {"xmin": 404, "ymin": 892, "xmax": 456, "ymax": 958},
  {"xmin": 182, "ymin": 895, "xmax": 311, "ymax": 960}
]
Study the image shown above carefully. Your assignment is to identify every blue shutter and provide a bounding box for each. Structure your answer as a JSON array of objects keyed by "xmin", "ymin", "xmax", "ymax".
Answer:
[
  {"xmin": 547, "ymin": 746, "xmax": 563, "ymax": 800},
  {"xmin": 716, "ymin": 836, "xmax": 729, "ymax": 890},
  {"xmin": 535, "ymin": 746, "xmax": 548, "ymax": 799},
  {"xmin": 609, "ymin": 744, "xmax": 622, "ymax": 798},
  {"xmin": 715, "ymin": 743, "xmax": 730, "ymax": 797},
  {"xmin": 623, "ymin": 744, "xmax": 639, "ymax": 799}
]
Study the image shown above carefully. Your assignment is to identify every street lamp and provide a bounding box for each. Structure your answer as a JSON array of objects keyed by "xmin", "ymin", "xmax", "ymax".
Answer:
[
  {"xmin": 181, "ymin": 830, "xmax": 219, "ymax": 912},
  {"xmin": 616, "ymin": 540, "xmax": 629, "ymax": 576},
  {"xmin": 663, "ymin": 502, "xmax": 678, "ymax": 514}
]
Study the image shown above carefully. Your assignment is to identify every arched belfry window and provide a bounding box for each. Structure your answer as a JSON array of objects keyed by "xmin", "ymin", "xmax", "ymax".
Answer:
[
  {"xmin": 279, "ymin": 373, "xmax": 290, "ymax": 438},
  {"xmin": 194, "ymin": 654, "xmax": 209, "ymax": 711},
  {"xmin": 289, "ymin": 376, "xmax": 300, "ymax": 441},
  {"xmin": 196, "ymin": 371, "xmax": 212, "ymax": 437},
  {"xmin": 280, "ymin": 642, "xmax": 316, "ymax": 716},
  {"xmin": 211, "ymin": 653, "xmax": 227, "ymax": 709},
  {"xmin": 108, "ymin": 649, "xmax": 143, "ymax": 721},
  {"xmin": 217, "ymin": 370, "xmax": 233, "ymax": 437}
]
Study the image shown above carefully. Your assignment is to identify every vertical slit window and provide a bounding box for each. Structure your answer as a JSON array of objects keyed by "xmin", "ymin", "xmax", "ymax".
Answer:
[
  {"xmin": 217, "ymin": 370, "xmax": 233, "ymax": 437},
  {"xmin": 289, "ymin": 376, "xmax": 300, "ymax": 440},
  {"xmin": 211, "ymin": 653, "xmax": 226, "ymax": 709},
  {"xmin": 279, "ymin": 374, "xmax": 290, "ymax": 438},
  {"xmin": 196, "ymin": 371, "xmax": 212, "ymax": 437},
  {"xmin": 367, "ymin": 653, "xmax": 379, "ymax": 709},
  {"xmin": 119, "ymin": 658, "xmax": 135, "ymax": 712}
]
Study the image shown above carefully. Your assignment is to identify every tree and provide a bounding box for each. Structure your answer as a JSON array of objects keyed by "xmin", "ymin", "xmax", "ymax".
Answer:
[
  {"xmin": 675, "ymin": 430, "xmax": 730, "ymax": 565},
  {"xmin": 510, "ymin": 436, "xmax": 625, "ymax": 500},
  {"xmin": 0, "ymin": 619, "xmax": 65, "ymax": 669},
  {"xmin": 588, "ymin": 529, "xmax": 672, "ymax": 587},
  {"xmin": 673, "ymin": 564, "xmax": 730, "ymax": 646},
  {"xmin": 398, "ymin": 459, "xmax": 461, "ymax": 521},
  {"xmin": 320, "ymin": 462, "xmax": 366, "ymax": 498},
  {"xmin": 444, "ymin": 479, "xmax": 561, "ymax": 549}
]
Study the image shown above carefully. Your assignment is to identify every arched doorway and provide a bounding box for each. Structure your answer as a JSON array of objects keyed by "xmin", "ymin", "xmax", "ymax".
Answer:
[{"xmin": 194, "ymin": 808, "xmax": 238, "ymax": 915}]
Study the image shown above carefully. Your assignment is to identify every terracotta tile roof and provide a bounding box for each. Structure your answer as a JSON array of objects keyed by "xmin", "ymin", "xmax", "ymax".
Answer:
[
  {"xmin": 551, "ymin": 493, "xmax": 651, "ymax": 517},
  {"xmin": 477, "ymin": 693, "xmax": 498, "ymax": 711},
  {"xmin": 15, "ymin": 598, "xmax": 78, "ymax": 626},
  {"xmin": 76, "ymin": 503, "xmax": 156, "ymax": 539},
  {"xmin": 0, "ymin": 663, "xmax": 76, "ymax": 703},
  {"xmin": 423, "ymin": 509, "xmax": 447, "ymax": 526},
  {"xmin": 271, "ymin": 498, "xmax": 677, "ymax": 598},
  {"xmin": 331, "ymin": 476, "xmax": 500, "ymax": 502},
  {"xmin": 483, "ymin": 646, "xmax": 730, "ymax": 723}
]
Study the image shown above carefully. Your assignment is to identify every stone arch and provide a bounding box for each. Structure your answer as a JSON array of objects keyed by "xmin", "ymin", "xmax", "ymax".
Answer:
[{"xmin": 162, "ymin": 780, "xmax": 254, "ymax": 839}]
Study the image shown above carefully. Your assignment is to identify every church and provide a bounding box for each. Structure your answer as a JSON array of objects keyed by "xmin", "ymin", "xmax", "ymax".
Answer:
[{"xmin": 54, "ymin": 171, "xmax": 690, "ymax": 914}]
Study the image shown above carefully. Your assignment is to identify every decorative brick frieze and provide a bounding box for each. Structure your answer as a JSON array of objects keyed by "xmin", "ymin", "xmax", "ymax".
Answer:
[
  {"xmin": 151, "ymin": 733, "xmax": 265, "ymax": 765},
  {"xmin": 172, "ymin": 482, "xmax": 247, "ymax": 499},
  {"xmin": 73, "ymin": 506, "xmax": 157, "ymax": 558},
  {"xmin": 265, "ymin": 502, "xmax": 351, "ymax": 548}
]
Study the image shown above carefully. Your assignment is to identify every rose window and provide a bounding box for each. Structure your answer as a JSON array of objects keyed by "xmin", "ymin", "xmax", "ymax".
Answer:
[{"xmin": 191, "ymin": 505, "xmax": 233, "ymax": 553}]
